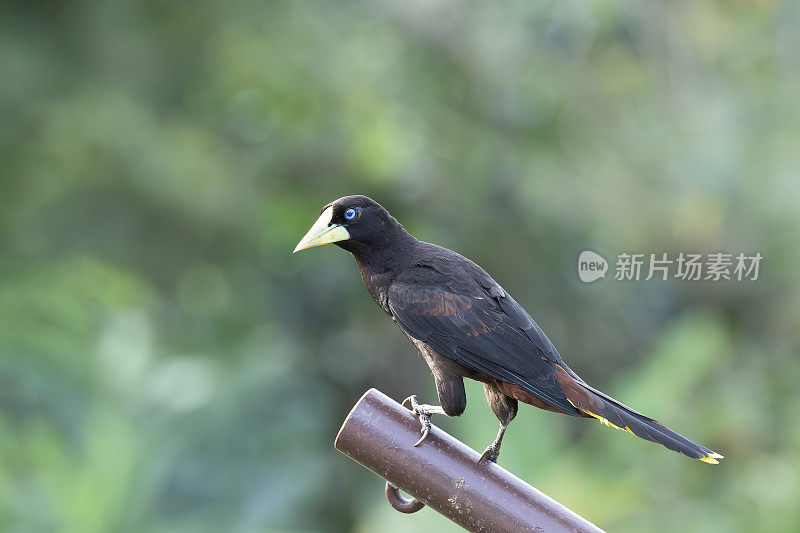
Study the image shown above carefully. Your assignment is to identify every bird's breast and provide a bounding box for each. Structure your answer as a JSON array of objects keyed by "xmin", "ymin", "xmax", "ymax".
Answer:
[{"xmin": 358, "ymin": 265, "xmax": 393, "ymax": 313}]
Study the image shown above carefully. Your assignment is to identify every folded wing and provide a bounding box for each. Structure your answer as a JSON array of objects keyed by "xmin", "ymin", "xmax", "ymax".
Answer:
[{"xmin": 387, "ymin": 267, "xmax": 582, "ymax": 417}]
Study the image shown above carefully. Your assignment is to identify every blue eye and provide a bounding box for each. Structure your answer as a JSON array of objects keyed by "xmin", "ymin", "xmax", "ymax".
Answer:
[{"xmin": 344, "ymin": 208, "xmax": 356, "ymax": 220}]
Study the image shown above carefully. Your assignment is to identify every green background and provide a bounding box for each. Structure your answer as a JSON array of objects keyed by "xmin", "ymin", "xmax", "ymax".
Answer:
[{"xmin": 2, "ymin": 1, "xmax": 799, "ymax": 531}]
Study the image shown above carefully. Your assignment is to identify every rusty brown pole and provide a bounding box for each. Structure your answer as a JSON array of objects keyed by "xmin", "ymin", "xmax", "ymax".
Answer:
[{"xmin": 335, "ymin": 388, "xmax": 605, "ymax": 533}]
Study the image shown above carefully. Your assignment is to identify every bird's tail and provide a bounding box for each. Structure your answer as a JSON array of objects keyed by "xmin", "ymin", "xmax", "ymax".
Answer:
[{"xmin": 555, "ymin": 365, "xmax": 724, "ymax": 464}]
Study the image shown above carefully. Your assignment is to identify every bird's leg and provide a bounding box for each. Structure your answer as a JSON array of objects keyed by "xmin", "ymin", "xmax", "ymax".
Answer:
[
  {"xmin": 478, "ymin": 422, "xmax": 507, "ymax": 465},
  {"xmin": 480, "ymin": 384, "xmax": 516, "ymax": 465},
  {"xmin": 402, "ymin": 395, "xmax": 447, "ymax": 446}
]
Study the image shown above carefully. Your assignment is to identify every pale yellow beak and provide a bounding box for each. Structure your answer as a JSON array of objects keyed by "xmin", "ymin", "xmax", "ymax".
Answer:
[{"xmin": 293, "ymin": 206, "xmax": 351, "ymax": 253}]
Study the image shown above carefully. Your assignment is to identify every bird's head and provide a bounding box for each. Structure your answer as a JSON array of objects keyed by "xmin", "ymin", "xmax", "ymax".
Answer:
[{"xmin": 293, "ymin": 195, "xmax": 409, "ymax": 254}]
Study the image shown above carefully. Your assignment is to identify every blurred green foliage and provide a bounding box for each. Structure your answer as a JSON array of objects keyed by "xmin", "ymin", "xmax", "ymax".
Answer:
[{"xmin": 2, "ymin": 0, "xmax": 799, "ymax": 531}]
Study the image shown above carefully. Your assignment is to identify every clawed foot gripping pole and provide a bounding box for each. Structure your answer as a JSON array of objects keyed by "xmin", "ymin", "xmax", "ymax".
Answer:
[
  {"xmin": 402, "ymin": 394, "xmax": 447, "ymax": 447},
  {"xmin": 334, "ymin": 388, "xmax": 605, "ymax": 533}
]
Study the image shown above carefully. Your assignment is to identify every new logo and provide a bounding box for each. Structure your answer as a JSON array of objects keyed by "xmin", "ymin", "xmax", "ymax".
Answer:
[{"xmin": 578, "ymin": 250, "xmax": 608, "ymax": 283}]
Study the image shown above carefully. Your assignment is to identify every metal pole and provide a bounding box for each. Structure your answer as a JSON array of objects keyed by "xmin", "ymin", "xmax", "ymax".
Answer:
[{"xmin": 335, "ymin": 388, "xmax": 605, "ymax": 533}]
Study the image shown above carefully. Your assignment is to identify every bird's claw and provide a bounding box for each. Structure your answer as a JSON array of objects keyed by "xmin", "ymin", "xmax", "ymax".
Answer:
[
  {"xmin": 413, "ymin": 422, "xmax": 430, "ymax": 447},
  {"xmin": 403, "ymin": 395, "xmax": 432, "ymax": 446},
  {"xmin": 478, "ymin": 445, "xmax": 500, "ymax": 465},
  {"xmin": 401, "ymin": 394, "xmax": 419, "ymax": 411}
]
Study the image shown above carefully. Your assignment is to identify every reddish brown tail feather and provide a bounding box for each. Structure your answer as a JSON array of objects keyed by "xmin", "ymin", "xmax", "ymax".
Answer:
[{"xmin": 554, "ymin": 365, "xmax": 724, "ymax": 464}]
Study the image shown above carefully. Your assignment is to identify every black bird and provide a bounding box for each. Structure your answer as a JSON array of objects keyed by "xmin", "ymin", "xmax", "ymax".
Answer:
[{"xmin": 294, "ymin": 195, "xmax": 723, "ymax": 465}]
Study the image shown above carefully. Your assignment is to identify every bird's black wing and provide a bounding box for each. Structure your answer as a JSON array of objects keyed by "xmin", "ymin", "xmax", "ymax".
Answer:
[{"xmin": 387, "ymin": 265, "xmax": 581, "ymax": 416}]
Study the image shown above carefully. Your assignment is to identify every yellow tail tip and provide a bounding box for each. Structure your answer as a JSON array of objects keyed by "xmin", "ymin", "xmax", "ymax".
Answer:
[{"xmin": 699, "ymin": 452, "xmax": 724, "ymax": 464}]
